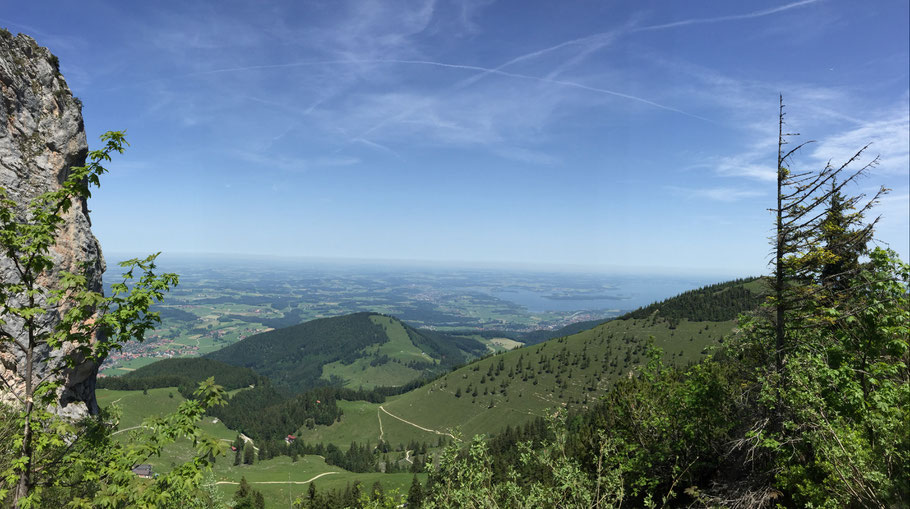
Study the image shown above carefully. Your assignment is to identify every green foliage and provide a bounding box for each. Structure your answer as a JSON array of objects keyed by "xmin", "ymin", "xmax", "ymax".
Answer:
[
  {"xmin": 65, "ymin": 379, "xmax": 226, "ymax": 508},
  {"xmin": 0, "ymin": 132, "xmax": 229, "ymax": 508},
  {"xmin": 423, "ymin": 415, "xmax": 627, "ymax": 509},
  {"xmin": 407, "ymin": 327, "xmax": 487, "ymax": 361},
  {"xmin": 207, "ymin": 312, "xmax": 388, "ymax": 389},
  {"xmin": 428, "ymin": 246, "xmax": 907, "ymax": 507},
  {"xmin": 749, "ymin": 249, "xmax": 909, "ymax": 507}
]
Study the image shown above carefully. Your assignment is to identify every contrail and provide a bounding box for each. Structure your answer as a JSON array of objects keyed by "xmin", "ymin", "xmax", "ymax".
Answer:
[
  {"xmin": 352, "ymin": 137, "xmax": 401, "ymax": 158},
  {"xmin": 361, "ymin": 59, "xmax": 712, "ymax": 122},
  {"xmin": 345, "ymin": 28, "xmax": 629, "ymax": 147},
  {"xmin": 455, "ymin": 30, "xmax": 621, "ymax": 89},
  {"xmin": 634, "ymin": 0, "xmax": 821, "ymax": 32},
  {"xmin": 186, "ymin": 60, "xmax": 355, "ymax": 76},
  {"xmin": 190, "ymin": 57, "xmax": 709, "ymax": 125}
]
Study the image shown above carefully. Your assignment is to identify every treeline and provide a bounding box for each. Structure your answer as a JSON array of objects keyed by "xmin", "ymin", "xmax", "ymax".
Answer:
[
  {"xmin": 209, "ymin": 384, "xmax": 342, "ymax": 440},
  {"xmin": 294, "ymin": 478, "xmax": 425, "ymax": 509},
  {"xmin": 409, "ymin": 327, "xmax": 487, "ymax": 363},
  {"xmin": 97, "ymin": 358, "xmax": 260, "ymax": 391},
  {"xmin": 244, "ymin": 434, "xmax": 435, "ymax": 474},
  {"xmin": 100, "ymin": 356, "xmax": 438, "ymax": 442},
  {"xmin": 206, "ymin": 382, "xmax": 414, "ymax": 440},
  {"xmin": 618, "ymin": 278, "xmax": 762, "ymax": 326}
]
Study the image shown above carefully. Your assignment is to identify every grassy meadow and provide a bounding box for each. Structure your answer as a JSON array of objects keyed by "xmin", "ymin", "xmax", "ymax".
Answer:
[{"xmin": 96, "ymin": 388, "xmax": 423, "ymax": 507}]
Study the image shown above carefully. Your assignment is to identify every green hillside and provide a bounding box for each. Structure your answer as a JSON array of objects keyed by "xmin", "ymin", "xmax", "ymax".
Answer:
[
  {"xmin": 96, "ymin": 387, "xmax": 421, "ymax": 508},
  {"xmin": 206, "ymin": 312, "xmax": 486, "ymax": 391},
  {"xmin": 295, "ymin": 278, "xmax": 762, "ymax": 445}
]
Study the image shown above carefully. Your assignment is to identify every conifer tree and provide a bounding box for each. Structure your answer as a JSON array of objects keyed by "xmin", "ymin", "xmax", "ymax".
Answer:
[
  {"xmin": 235, "ymin": 476, "xmax": 251, "ymax": 501},
  {"xmin": 407, "ymin": 474, "xmax": 424, "ymax": 508},
  {"xmin": 308, "ymin": 481, "xmax": 317, "ymax": 502}
]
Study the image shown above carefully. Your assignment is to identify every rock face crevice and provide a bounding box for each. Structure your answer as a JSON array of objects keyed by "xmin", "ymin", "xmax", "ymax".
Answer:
[{"xmin": 0, "ymin": 30, "xmax": 105, "ymax": 418}]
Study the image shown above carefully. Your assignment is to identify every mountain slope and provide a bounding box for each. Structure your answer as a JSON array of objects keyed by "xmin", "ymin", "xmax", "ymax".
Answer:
[
  {"xmin": 206, "ymin": 312, "xmax": 485, "ymax": 391},
  {"xmin": 296, "ymin": 278, "xmax": 763, "ymax": 444}
]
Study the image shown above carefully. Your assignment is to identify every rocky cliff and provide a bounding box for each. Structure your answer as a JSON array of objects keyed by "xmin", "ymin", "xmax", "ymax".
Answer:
[{"xmin": 0, "ymin": 30, "xmax": 105, "ymax": 418}]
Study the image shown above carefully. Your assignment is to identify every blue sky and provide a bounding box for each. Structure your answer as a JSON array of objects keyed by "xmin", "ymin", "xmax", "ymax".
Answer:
[{"xmin": 3, "ymin": 0, "xmax": 908, "ymax": 275}]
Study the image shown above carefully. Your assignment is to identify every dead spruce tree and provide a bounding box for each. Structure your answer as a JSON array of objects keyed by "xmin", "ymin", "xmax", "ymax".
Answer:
[{"xmin": 769, "ymin": 95, "xmax": 886, "ymax": 381}]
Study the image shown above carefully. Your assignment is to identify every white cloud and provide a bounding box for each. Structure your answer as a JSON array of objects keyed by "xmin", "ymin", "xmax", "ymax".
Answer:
[
  {"xmin": 492, "ymin": 146, "xmax": 560, "ymax": 165},
  {"xmin": 810, "ymin": 111, "xmax": 910, "ymax": 177},
  {"xmin": 233, "ymin": 151, "xmax": 359, "ymax": 174},
  {"xmin": 306, "ymin": 0, "xmax": 437, "ymax": 61},
  {"xmin": 669, "ymin": 186, "xmax": 766, "ymax": 202}
]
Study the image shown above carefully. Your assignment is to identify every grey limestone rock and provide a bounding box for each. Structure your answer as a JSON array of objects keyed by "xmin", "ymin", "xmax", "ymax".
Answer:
[{"xmin": 0, "ymin": 30, "xmax": 105, "ymax": 418}]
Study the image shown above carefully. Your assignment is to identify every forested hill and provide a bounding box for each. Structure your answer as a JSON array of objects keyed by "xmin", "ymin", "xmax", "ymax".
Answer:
[
  {"xmin": 618, "ymin": 277, "xmax": 764, "ymax": 326},
  {"xmin": 205, "ymin": 312, "xmax": 485, "ymax": 391}
]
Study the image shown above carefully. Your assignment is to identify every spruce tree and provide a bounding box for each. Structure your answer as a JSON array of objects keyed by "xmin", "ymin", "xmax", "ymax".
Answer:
[
  {"xmin": 234, "ymin": 476, "xmax": 251, "ymax": 504},
  {"xmin": 407, "ymin": 475, "xmax": 424, "ymax": 507},
  {"xmin": 818, "ymin": 178, "xmax": 878, "ymax": 295}
]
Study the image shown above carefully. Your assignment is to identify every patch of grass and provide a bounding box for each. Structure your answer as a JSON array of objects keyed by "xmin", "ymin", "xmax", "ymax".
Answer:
[
  {"xmin": 321, "ymin": 357, "xmax": 422, "ymax": 389},
  {"xmin": 489, "ymin": 337, "xmax": 523, "ymax": 351}
]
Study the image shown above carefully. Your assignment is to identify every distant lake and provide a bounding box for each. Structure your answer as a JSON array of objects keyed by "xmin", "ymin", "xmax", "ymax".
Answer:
[{"xmin": 489, "ymin": 276, "xmax": 715, "ymax": 313}]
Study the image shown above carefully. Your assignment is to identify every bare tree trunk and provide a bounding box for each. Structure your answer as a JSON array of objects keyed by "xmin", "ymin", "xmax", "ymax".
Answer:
[
  {"xmin": 13, "ymin": 297, "xmax": 35, "ymax": 507},
  {"xmin": 775, "ymin": 96, "xmax": 786, "ymax": 375}
]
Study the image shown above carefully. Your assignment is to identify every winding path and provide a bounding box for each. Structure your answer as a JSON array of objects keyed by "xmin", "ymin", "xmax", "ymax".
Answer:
[
  {"xmin": 378, "ymin": 406, "xmax": 457, "ymax": 440},
  {"xmin": 212, "ymin": 472, "xmax": 338, "ymax": 486},
  {"xmin": 111, "ymin": 425, "xmax": 152, "ymax": 436}
]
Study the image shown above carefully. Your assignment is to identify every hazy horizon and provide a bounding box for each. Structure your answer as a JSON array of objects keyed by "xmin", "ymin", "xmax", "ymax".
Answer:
[{"xmin": 102, "ymin": 250, "xmax": 752, "ymax": 279}]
